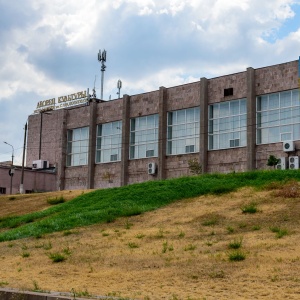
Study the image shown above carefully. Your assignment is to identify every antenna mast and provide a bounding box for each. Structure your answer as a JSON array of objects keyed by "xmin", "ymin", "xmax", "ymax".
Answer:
[{"xmin": 98, "ymin": 49, "xmax": 107, "ymax": 100}]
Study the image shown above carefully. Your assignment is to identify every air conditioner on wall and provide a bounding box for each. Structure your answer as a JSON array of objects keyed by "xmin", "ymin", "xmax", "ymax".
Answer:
[
  {"xmin": 289, "ymin": 156, "xmax": 299, "ymax": 170},
  {"xmin": 148, "ymin": 162, "xmax": 157, "ymax": 175},
  {"xmin": 283, "ymin": 141, "xmax": 294, "ymax": 152},
  {"xmin": 32, "ymin": 160, "xmax": 49, "ymax": 170},
  {"xmin": 276, "ymin": 157, "xmax": 288, "ymax": 170}
]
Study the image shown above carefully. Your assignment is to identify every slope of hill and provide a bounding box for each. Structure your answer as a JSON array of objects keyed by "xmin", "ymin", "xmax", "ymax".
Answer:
[{"xmin": 1, "ymin": 171, "xmax": 300, "ymax": 299}]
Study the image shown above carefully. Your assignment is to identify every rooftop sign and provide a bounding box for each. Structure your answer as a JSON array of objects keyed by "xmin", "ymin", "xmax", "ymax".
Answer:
[{"xmin": 34, "ymin": 90, "xmax": 88, "ymax": 114}]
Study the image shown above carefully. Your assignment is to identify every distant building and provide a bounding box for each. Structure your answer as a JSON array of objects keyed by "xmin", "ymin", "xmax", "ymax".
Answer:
[
  {"xmin": 0, "ymin": 163, "xmax": 56, "ymax": 195},
  {"xmin": 24, "ymin": 58, "xmax": 300, "ymax": 191}
]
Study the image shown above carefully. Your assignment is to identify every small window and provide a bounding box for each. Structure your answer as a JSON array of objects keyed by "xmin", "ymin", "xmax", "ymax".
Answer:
[
  {"xmin": 110, "ymin": 154, "xmax": 118, "ymax": 161},
  {"xmin": 229, "ymin": 139, "xmax": 240, "ymax": 148},
  {"xmin": 146, "ymin": 149, "xmax": 155, "ymax": 157},
  {"xmin": 0, "ymin": 187, "xmax": 6, "ymax": 194},
  {"xmin": 224, "ymin": 88, "xmax": 233, "ymax": 97},
  {"xmin": 185, "ymin": 145, "xmax": 195, "ymax": 153}
]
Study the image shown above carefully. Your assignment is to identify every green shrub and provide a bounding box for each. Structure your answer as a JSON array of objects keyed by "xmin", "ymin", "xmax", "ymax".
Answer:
[
  {"xmin": 228, "ymin": 238, "xmax": 243, "ymax": 249},
  {"xmin": 48, "ymin": 252, "xmax": 66, "ymax": 262},
  {"xmin": 241, "ymin": 202, "xmax": 257, "ymax": 214},
  {"xmin": 47, "ymin": 196, "xmax": 65, "ymax": 205},
  {"xmin": 270, "ymin": 227, "xmax": 288, "ymax": 238},
  {"xmin": 228, "ymin": 251, "xmax": 246, "ymax": 261}
]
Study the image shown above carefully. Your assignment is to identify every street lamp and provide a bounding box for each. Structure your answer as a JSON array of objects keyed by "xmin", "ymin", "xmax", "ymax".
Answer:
[
  {"xmin": 3, "ymin": 141, "xmax": 14, "ymax": 195},
  {"xmin": 98, "ymin": 49, "xmax": 107, "ymax": 100}
]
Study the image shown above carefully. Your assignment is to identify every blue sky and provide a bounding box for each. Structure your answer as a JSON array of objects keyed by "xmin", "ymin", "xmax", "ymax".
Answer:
[{"xmin": 0, "ymin": 0, "xmax": 300, "ymax": 164}]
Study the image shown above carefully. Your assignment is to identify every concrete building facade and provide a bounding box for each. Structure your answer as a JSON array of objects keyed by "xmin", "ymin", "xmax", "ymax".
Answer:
[{"xmin": 26, "ymin": 59, "xmax": 300, "ymax": 191}]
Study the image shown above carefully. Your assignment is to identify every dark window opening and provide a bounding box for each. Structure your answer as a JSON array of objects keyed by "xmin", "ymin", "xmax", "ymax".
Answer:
[{"xmin": 224, "ymin": 88, "xmax": 233, "ymax": 97}]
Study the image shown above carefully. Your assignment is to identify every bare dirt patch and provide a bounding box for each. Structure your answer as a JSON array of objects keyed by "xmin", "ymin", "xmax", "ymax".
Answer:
[{"xmin": 1, "ymin": 187, "xmax": 300, "ymax": 299}]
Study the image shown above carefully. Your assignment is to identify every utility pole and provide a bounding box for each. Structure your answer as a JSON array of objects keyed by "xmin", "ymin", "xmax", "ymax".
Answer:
[
  {"xmin": 4, "ymin": 141, "xmax": 14, "ymax": 194},
  {"xmin": 98, "ymin": 49, "xmax": 107, "ymax": 100},
  {"xmin": 20, "ymin": 122, "xmax": 27, "ymax": 194}
]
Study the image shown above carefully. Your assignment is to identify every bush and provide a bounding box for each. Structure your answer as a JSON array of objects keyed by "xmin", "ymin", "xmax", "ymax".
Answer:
[
  {"xmin": 228, "ymin": 251, "xmax": 246, "ymax": 261},
  {"xmin": 47, "ymin": 196, "xmax": 65, "ymax": 205},
  {"xmin": 241, "ymin": 202, "xmax": 257, "ymax": 214},
  {"xmin": 48, "ymin": 252, "xmax": 66, "ymax": 262}
]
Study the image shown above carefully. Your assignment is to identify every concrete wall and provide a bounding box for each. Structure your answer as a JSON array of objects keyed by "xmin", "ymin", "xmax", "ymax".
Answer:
[
  {"xmin": 0, "ymin": 166, "xmax": 56, "ymax": 194},
  {"xmin": 0, "ymin": 288, "xmax": 88, "ymax": 300}
]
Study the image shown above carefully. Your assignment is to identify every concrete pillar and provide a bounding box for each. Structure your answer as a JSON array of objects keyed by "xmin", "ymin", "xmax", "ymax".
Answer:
[
  {"xmin": 57, "ymin": 109, "xmax": 67, "ymax": 191},
  {"xmin": 247, "ymin": 67, "xmax": 256, "ymax": 170},
  {"xmin": 158, "ymin": 86, "xmax": 167, "ymax": 180},
  {"xmin": 87, "ymin": 99, "xmax": 97, "ymax": 189},
  {"xmin": 121, "ymin": 95, "xmax": 130, "ymax": 186},
  {"xmin": 200, "ymin": 77, "xmax": 208, "ymax": 173}
]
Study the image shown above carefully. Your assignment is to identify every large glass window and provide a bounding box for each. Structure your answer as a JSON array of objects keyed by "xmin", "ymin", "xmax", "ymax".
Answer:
[
  {"xmin": 208, "ymin": 98, "xmax": 247, "ymax": 150},
  {"xmin": 66, "ymin": 127, "xmax": 89, "ymax": 166},
  {"xmin": 96, "ymin": 121, "xmax": 122, "ymax": 163},
  {"xmin": 130, "ymin": 114, "xmax": 158, "ymax": 159},
  {"xmin": 167, "ymin": 107, "xmax": 200, "ymax": 155},
  {"xmin": 257, "ymin": 89, "xmax": 300, "ymax": 144}
]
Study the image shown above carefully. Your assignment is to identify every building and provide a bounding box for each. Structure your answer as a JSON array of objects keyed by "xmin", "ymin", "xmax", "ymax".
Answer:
[
  {"xmin": 26, "ymin": 58, "xmax": 300, "ymax": 191},
  {"xmin": 0, "ymin": 162, "xmax": 56, "ymax": 195}
]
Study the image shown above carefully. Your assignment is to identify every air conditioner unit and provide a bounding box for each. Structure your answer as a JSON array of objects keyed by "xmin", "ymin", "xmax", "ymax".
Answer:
[
  {"xmin": 148, "ymin": 162, "xmax": 157, "ymax": 175},
  {"xmin": 32, "ymin": 160, "xmax": 49, "ymax": 170},
  {"xmin": 283, "ymin": 141, "xmax": 294, "ymax": 152},
  {"xmin": 276, "ymin": 157, "xmax": 288, "ymax": 170},
  {"xmin": 289, "ymin": 156, "xmax": 299, "ymax": 170}
]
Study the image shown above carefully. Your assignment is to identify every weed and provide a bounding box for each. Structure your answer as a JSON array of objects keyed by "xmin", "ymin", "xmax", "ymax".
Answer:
[
  {"xmin": 43, "ymin": 241, "xmax": 52, "ymax": 250},
  {"xmin": 48, "ymin": 252, "xmax": 66, "ymax": 263},
  {"xmin": 32, "ymin": 280, "xmax": 41, "ymax": 292},
  {"xmin": 47, "ymin": 196, "xmax": 65, "ymax": 205},
  {"xmin": 7, "ymin": 242, "xmax": 14, "ymax": 248},
  {"xmin": 155, "ymin": 228, "xmax": 164, "ymax": 239},
  {"xmin": 241, "ymin": 202, "xmax": 257, "ymax": 214},
  {"xmin": 0, "ymin": 281, "xmax": 8, "ymax": 287},
  {"xmin": 226, "ymin": 226, "xmax": 234, "ymax": 233},
  {"xmin": 72, "ymin": 288, "xmax": 91, "ymax": 297},
  {"xmin": 228, "ymin": 237, "xmax": 243, "ymax": 249},
  {"xmin": 22, "ymin": 251, "xmax": 30, "ymax": 258},
  {"xmin": 63, "ymin": 246, "xmax": 72, "ymax": 255},
  {"xmin": 8, "ymin": 196, "xmax": 16, "ymax": 200},
  {"xmin": 21, "ymin": 244, "xmax": 28, "ymax": 250},
  {"xmin": 34, "ymin": 233, "xmax": 43, "ymax": 239},
  {"xmin": 252, "ymin": 225, "xmax": 261, "ymax": 231},
  {"xmin": 128, "ymin": 242, "xmax": 139, "ymax": 249},
  {"xmin": 270, "ymin": 227, "xmax": 288, "ymax": 238},
  {"xmin": 228, "ymin": 250, "xmax": 246, "ymax": 261},
  {"xmin": 135, "ymin": 233, "xmax": 145, "ymax": 239},
  {"xmin": 124, "ymin": 219, "xmax": 133, "ymax": 229},
  {"xmin": 178, "ymin": 231, "xmax": 185, "ymax": 238},
  {"xmin": 202, "ymin": 218, "xmax": 218, "ymax": 227},
  {"xmin": 184, "ymin": 244, "xmax": 196, "ymax": 251},
  {"xmin": 63, "ymin": 230, "xmax": 76, "ymax": 236}
]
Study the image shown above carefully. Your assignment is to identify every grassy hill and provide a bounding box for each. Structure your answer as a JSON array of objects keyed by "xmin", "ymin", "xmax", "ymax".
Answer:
[{"xmin": 1, "ymin": 170, "xmax": 300, "ymax": 299}]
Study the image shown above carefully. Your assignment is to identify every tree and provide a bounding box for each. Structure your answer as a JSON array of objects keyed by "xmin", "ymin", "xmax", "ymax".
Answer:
[{"xmin": 267, "ymin": 155, "xmax": 280, "ymax": 169}]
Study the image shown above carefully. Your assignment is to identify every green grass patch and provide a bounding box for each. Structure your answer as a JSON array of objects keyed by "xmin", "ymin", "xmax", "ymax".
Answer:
[
  {"xmin": 0, "ymin": 170, "xmax": 300, "ymax": 242},
  {"xmin": 270, "ymin": 227, "xmax": 289, "ymax": 238},
  {"xmin": 241, "ymin": 202, "xmax": 258, "ymax": 214},
  {"xmin": 47, "ymin": 196, "xmax": 65, "ymax": 205},
  {"xmin": 228, "ymin": 250, "xmax": 246, "ymax": 261}
]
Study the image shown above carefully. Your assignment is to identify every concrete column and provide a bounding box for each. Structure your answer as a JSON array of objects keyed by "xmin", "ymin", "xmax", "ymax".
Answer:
[
  {"xmin": 87, "ymin": 100, "xmax": 97, "ymax": 189},
  {"xmin": 121, "ymin": 95, "xmax": 130, "ymax": 186},
  {"xmin": 158, "ymin": 86, "xmax": 167, "ymax": 180},
  {"xmin": 247, "ymin": 67, "xmax": 256, "ymax": 170},
  {"xmin": 57, "ymin": 109, "xmax": 67, "ymax": 191},
  {"xmin": 200, "ymin": 77, "xmax": 208, "ymax": 173}
]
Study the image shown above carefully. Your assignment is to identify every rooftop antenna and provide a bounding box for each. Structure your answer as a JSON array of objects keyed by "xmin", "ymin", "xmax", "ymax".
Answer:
[
  {"xmin": 117, "ymin": 79, "xmax": 122, "ymax": 99},
  {"xmin": 98, "ymin": 49, "xmax": 107, "ymax": 100}
]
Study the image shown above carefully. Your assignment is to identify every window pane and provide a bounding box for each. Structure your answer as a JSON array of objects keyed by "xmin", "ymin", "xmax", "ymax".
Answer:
[
  {"xmin": 280, "ymin": 91, "xmax": 291, "ymax": 108},
  {"xmin": 219, "ymin": 102, "xmax": 229, "ymax": 117},
  {"xmin": 230, "ymin": 100, "xmax": 239, "ymax": 115},
  {"xmin": 240, "ymin": 99, "xmax": 247, "ymax": 114},
  {"xmin": 269, "ymin": 93, "xmax": 279, "ymax": 109}
]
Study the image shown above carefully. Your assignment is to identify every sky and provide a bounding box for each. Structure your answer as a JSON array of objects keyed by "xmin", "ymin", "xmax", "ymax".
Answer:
[{"xmin": 0, "ymin": 0, "xmax": 300, "ymax": 165}]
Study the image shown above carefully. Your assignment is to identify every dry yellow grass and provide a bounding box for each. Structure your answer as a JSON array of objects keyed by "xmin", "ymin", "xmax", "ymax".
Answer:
[{"xmin": 1, "ymin": 187, "xmax": 300, "ymax": 299}]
